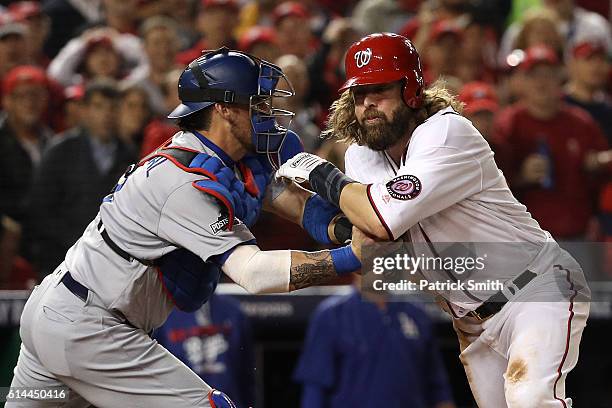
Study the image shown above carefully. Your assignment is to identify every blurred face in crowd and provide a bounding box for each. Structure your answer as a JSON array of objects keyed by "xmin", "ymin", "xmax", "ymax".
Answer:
[
  {"xmin": 144, "ymin": 26, "xmax": 179, "ymax": 73},
  {"xmin": 85, "ymin": 44, "xmax": 121, "ymax": 80},
  {"xmin": 163, "ymin": 70, "xmax": 182, "ymax": 115},
  {"xmin": 568, "ymin": 53, "xmax": 610, "ymax": 91},
  {"xmin": 103, "ymin": 0, "xmax": 137, "ymax": 19},
  {"xmin": 524, "ymin": 21, "xmax": 561, "ymax": 52},
  {"xmin": 118, "ymin": 88, "xmax": 151, "ymax": 143},
  {"xmin": 64, "ymin": 99, "xmax": 83, "ymax": 130},
  {"xmin": 462, "ymin": 24, "xmax": 485, "ymax": 62},
  {"xmin": 197, "ymin": 6, "xmax": 238, "ymax": 47},
  {"xmin": 352, "ymin": 81, "xmax": 413, "ymax": 151},
  {"xmin": 83, "ymin": 92, "xmax": 118, "ymax": 142},
  {"xmin": 520, "ymin": 64, "xmax": 562, "ymax": 110},
  {"xmin": 3, "ymin": 83, "xmax": 48, "ymax": 128},
  {"xmin": 250, "ymin": 42, "xmax": 281, "ymax": 65},
  {"xmin": 425, "ymin": 34, "xmax": 460, "ymax": 77},
  {"xmin": 276, "ymin": 16, "xmax": 312, "ymax": 58},
  {"xmin": 0, "ymin": 34, "xmax": 27, "ymax": 75},
  {"xmin": 275, "ymin": 55, "xmax": 308, "ymax": 105},
  {"xmin": 21, "ymin": 14, "xmax": 50, "ymax": 57}
]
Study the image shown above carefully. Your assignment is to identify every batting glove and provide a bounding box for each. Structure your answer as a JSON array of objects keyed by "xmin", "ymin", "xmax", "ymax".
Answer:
[
  {"xmin": 275, "ymin": 152, "xmax": 328, "ymax": 183},
  {"xmin": 276, "ymin": 152, "xmax": 355, "ymax": 207}
]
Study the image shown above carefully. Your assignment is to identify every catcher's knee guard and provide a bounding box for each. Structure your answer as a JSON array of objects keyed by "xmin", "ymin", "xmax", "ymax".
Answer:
[{"xmin": 208, "ymin": 389, "xmax": 237, "ymax": 408}]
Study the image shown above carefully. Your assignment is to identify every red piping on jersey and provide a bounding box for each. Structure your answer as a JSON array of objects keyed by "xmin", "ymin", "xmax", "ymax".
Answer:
[
  {"xmin": 155, "ymin": 267, "xmax": 177, "ymax": 307},
  {"xmin": 137, "ymin": 138, "xmax": 176, "ymax": 166},
  {"xmin": 237, "ymin": 162, "xmax": 260, "ymax": 197},
  {"xmin": 148, "ymin": 150, "xmax": 219, "ymax": 181},
  {"xmin": 192, "ymin": 182, "xmax": 235, "ymax": 231},
  {"xmin": 208, "ymin": 390, "xmax": 217, "ymax": 408},
  {"xmin": 366, "ymin": 184, "xmax": 394, "ymax": 240},
  {"xmin": 552, "ymin": 264, "xmax": 578, "ymax": 408}
]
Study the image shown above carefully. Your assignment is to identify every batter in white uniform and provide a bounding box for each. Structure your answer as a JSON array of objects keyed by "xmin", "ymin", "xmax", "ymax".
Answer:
[
  {"xmin": 277, "ymin": 33, "xmax": 590, "ymax": 408},
  {"xmin": 8, "ymin": 48, "xmax": 362, "ymax": 407}
]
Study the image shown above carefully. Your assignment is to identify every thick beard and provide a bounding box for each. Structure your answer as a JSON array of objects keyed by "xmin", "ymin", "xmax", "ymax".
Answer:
[{"xmin": 358, "ymin": 104, "xmax": 413, "ymax": 151}]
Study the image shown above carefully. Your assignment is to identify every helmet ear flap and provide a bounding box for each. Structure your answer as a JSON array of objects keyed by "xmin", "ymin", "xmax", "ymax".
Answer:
[{"xmin": 401, "ymin": 71, "xmax": 424, "ymax": 109}]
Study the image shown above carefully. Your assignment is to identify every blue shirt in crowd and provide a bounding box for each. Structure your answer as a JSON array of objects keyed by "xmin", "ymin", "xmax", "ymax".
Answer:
[
  {"xmin": 293, "ymin": 289, "xmax": 454, "ymax": 408},
  {"xmin": 154, "ymin": 294, "xmax": 254, "ymax": 408}
]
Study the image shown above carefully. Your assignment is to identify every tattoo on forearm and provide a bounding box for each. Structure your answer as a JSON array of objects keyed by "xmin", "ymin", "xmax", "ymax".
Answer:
[{"xmin": 289, "ymin": 251, "xmax": 336, "ymax": 291}]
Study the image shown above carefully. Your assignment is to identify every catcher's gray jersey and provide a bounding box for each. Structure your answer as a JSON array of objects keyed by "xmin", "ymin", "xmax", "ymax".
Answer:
[{"xmin": 63, "ymin": 131, "xmax": 254, "ymax": 332}]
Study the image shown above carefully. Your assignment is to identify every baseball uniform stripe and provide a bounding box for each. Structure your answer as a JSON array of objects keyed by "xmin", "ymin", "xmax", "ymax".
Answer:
[
  {"xmin": 366, "ymin": 184, "xmax": 394, "ymax": 240},
  {"xmin": 552, "ymin": 264, "xmax": 578, "ymax": 408}
]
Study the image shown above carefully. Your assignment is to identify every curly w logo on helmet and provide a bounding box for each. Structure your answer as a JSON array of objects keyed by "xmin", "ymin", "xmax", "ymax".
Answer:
[{"xmin": 354, "ymin": 48, "xmax": 372, "ymax": 68}]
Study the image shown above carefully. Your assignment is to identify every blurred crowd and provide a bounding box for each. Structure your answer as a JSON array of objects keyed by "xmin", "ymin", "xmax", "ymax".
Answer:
[{"xmin": 0, "ymin": 0, "xmax": 610, "ymax": 289}]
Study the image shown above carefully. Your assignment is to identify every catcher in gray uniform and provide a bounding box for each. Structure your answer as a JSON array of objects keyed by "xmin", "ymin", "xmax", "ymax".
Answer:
[{"xmin": 8, "ymin": 48, "xmax": 360, "ymax": 407}]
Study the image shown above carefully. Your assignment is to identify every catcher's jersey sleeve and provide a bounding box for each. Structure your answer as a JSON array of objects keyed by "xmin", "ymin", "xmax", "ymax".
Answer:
[
  {"xmin": 366, "ymin": 108, "xmax": 496, "ymax": 240},
  {"xmin": 157, "ymin": 181, "xmax": 254, "ymax": 262}
]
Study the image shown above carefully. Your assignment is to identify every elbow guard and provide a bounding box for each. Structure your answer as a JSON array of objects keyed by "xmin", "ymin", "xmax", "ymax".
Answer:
[{"xmin": 302, "ymin": 194, "xmax": 340, "ymax": 244}]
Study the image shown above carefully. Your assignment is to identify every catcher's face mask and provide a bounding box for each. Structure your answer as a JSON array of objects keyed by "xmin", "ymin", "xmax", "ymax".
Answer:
[{"xmin": 250, "ymin": 60, "xmax": 294, "ymax": 161}]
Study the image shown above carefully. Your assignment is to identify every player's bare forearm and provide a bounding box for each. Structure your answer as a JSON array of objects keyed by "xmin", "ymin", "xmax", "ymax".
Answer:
[
  {"xmin": 263, "ymin": 177, "xmax": 313, "ymax": 225},
  {"xmin": 289, "ymin": 251, "xmax": 337, "ymax": 291},
  {"xmin": 339, "ymin": 183, "xmax": 391, "ymax": 240}
]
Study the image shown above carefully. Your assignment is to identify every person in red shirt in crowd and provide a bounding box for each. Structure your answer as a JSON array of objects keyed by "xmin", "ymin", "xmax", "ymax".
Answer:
[
  {"xmin": 564, "ymin": 37, "xmax": 612, "ymax": 144},
  {"xmin": 0, "ymin": 14, "xmax": 27, "ymax": 82},
  {"xmin": 176, "ymin": 0, "xmax": 240, "ymax": 66},
  {"xmin": 272, "ymin": 1, "xmax": 316, "ymax": 60},
  {"xmin": 8, "ymin": 2, "xmax": 51, "ymax": 68},
  {"xmin": 238, "ymin": 25, "xmax": 281, "ymax": 63},
  {"xmin": 420, "ymin": 20, "xmax": 462, "ymax": 84},
  {"xmin": 493, "ymin": 45, "xmax": 611, "ymax": 240}
]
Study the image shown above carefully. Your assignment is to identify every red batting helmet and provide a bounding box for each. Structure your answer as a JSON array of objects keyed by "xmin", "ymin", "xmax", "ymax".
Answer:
[{"xmin": 340, "ymin": 32, "xmax": 424, "ymax": 108}]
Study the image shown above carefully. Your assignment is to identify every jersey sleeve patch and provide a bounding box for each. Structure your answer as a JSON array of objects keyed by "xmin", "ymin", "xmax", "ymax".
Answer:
[{"xmin": 386, "ymin": 174, "xmax": 422, "ymax": 200}]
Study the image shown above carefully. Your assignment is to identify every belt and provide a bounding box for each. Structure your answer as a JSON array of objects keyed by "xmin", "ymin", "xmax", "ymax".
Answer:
[
  {"xmin": 61, "ymin": 271, "xmax": 89, "ymax": 302},
  {"xmin": 467, "ymin": 270, "xmax": 537, "ymax": 321},
  {"xmin": 61, "ymin": 271, "xmax": 139, "ymax": 329},
  {"xmin": 97, "ymin": 220, "xmax": 155, "ymax": 266}
]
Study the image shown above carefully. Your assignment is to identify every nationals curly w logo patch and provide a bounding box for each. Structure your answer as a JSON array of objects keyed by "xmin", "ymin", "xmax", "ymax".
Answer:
[
  {"xmin": 386, "ymin": 175, "xmax": 421, "ymax": 200},
  {"xmin": 354, "ymin": 48, "xmax": 372, "ymax": 68}
]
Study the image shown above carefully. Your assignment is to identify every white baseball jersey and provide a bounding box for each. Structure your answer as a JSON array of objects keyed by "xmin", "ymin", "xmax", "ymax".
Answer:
[
  {"xmin": 64, "ymin": 131, "xmax": 254, "ymax": 333},
  {"xmin": 345, "ymin": 107, "xmax": 551, "ymax": 314}
]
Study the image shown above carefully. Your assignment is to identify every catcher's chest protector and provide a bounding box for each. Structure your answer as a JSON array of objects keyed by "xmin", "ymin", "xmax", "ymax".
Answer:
[{"xmin": 141, "ymin": 147, "xmax": 264, "ymax": 311}]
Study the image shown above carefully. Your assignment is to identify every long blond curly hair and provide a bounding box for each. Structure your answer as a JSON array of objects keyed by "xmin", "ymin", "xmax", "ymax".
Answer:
[{"xmin": 323, "ymin": 79, "xmax": 464, "ymax": 144}]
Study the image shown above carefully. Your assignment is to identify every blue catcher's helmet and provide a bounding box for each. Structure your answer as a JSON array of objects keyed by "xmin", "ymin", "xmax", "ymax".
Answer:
[{"xmin": 169, "ymin": 47, "xmax": 294, "ymax": 157}]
